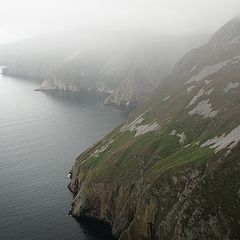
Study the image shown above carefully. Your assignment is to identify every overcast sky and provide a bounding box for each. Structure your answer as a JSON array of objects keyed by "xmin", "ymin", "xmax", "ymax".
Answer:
[{"xmin": 0, "ymin": 0, "xmax": 239, "ymax": 44}]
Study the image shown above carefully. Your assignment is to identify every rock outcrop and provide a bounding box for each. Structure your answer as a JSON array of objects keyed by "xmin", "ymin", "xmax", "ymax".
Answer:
[
  {"xmin": 104, "ymin": 67, "xmax": 157, "ymax": 107},
  {"xmin": 68, "ymin": 17, "xmax": 240, "ymax": 239}
]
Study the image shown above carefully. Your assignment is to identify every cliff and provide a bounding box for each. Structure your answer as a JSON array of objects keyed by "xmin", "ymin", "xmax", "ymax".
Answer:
[
  {"xmin": 68, "ymin": 17, "xmax": 240, "ymax": 239},
  {"xmin": 0, "ymin": 31, "xmax": 208, "ymax": 106},
  {"xmin": 104, "ymin": 66, "xmax": 157, "ymax": 106}
]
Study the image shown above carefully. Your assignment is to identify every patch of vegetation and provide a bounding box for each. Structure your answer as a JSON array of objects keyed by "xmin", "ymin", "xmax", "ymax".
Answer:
[
  {"xmin": 199, "ymin": 113, "xmax": 240, "ymax": 144},
  {"xmin": 139, "ymin": 133, "xmax": 180, "ymax": 158},
  {"xmin": 85, "ymin": 156, "xmax": 100, "ymax": 169},
  {"xmin": 162, "ymin": 115, "xmax": 210, "ymax": 145},
  {"xmin": 85, "ymin": 149, "xmax": 111, "ymax": 170},
  {"xmin": 83, "ymin": 124, "xmax": 213, "ymax": 185},
  {"xmin": 108, "ymin": 131, "xmax": 134, "ymax": 152},
  {"xmin": 140, "ymin": 110, "xmax": 158, "ymax": 125},
  {"xmin": 150, "ymin": 146, "xmax": 213, "ymax": 175}
]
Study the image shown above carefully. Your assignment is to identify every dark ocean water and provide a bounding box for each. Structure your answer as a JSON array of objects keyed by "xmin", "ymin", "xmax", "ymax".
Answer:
[{"xmin": 0, "ymin": 75, "xmax": 128, "ymax": 240}]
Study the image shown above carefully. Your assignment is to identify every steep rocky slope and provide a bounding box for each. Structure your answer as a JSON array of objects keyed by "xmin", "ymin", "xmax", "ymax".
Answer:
[
  {"xmin": 0, "ymin": 31, "xmax": 207, "ymax": 106},
  {"xmin": 68, "ymin": 17, "xmax": 240, "ymax": 239}
]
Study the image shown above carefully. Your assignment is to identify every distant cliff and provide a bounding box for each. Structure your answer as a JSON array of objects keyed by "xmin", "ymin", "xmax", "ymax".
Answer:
[
  {"xmin": 0, "ymin": 31, "xmax": 208, "ymax": 106},
  {"xmin": 68, "ymin": 17, "xmax": 240, "ymax": 239}
]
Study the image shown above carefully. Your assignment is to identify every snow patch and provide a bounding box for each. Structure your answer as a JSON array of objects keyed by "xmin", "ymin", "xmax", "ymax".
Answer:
[
  {"xmin": 120, "ymin": 114, "xmax": 145, "ymax": 133},
  {"xmin": 169, "ymin": 129, "xmax": 177, "ymax": 136},
  {"xmin": 190, "ymin": 65, "xmax": 198, "ymax": 73},
  {"xmin": 186, "ymin": 88, "xmax": 214, "ymax": 108},
  {"xmin": 201, "ymin": 125, "xmax": 240, "ymax": 154},
  {"xmin": 135, "ymin": 122, "xmax": 160, "ymax": 137},
  {"xmin": 186, "ymin": 85, "xmax": 195, "ymax": 94},
  {"xmin": 204, "ymin": 79, "xmax": 213, "ymax": 85},
  {"xmin": 188, "ymin": 100, "xmax": 218, "ymax": 118},
  {"xmin": 163, "ymin": 96, "xmax": 170, "ymax": 102},
  {"xmin": 223, "ymin": 82, "xmax": 240, "ymax": 93},
  {"xmin": 185, "ymin": 60, "xmax": 229, "ymax": 85},
  {"xmin": 177, "ymin": 132, "xmax": 186, "ymax": 144},
  {"xmin": 187, "ymin": 88, "xmax": 205, "ymax": 108},
  {"xmin": 91, "ymin": 139, "xmax": 114, "ymax": 158},
  {"xmin": 120, "ymin": 108, "xmax": 160, "ymax": 136},
  {"xmin": 169, "ymin": 129, "xmax": 186, "ymax": 144}
]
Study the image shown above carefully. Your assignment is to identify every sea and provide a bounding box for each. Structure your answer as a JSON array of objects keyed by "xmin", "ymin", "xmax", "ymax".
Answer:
[{"xmin": 0, "ymin": 74, "xmax": 127, "ymax": 240}]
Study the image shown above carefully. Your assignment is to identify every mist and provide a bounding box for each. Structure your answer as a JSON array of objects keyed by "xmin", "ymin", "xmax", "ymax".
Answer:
[
  {"xmin": 0, "ymin": 0, "xmax": 240, "ymax": 44},
  {"xmin": 1, "ymin": 1, "xmax": 240, "ymax": 240}
]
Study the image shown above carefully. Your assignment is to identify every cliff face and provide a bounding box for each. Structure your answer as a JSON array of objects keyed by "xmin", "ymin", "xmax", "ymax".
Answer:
[
  {"xmin": 0, "ymin": 31, "xmax": 208, "ymax": 106},
  {"xmin": 104, "ymin": 67, "xmax": 157, "ymax": 106},
  {"xmin": 68, "ymin": 17, "xmax": 240, "ymax": 239}
]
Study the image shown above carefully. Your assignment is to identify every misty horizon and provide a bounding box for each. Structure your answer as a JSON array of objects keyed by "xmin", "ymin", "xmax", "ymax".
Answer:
[
  {"xmin": 0, "ymin": 0, "xmax": 239, "ymax": 44},
  {"xmin": 1, "ymin": 1, "xmax": 240, "ymax": 240}
]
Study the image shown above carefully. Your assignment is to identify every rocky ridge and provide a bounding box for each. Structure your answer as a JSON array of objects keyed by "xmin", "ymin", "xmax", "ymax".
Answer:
[{"xmin": 68, "ymin": 17, "xmax": 240, "ymax": 239}]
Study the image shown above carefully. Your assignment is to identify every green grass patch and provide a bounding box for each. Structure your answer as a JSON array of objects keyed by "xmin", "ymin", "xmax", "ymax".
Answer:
[
  {"xmin": 150, "ymin": 146, "xmax": 213, "ymax": 175},
  {"xmin": 132, "ymin": 132, "xmax": 180, "ymax": 157},
  {"xmin": 162, "ymin": 115, "xmax": 210, "ymax": 145},
  {"xmin": 108, "ymin": 131, "xmax": 134, "ymax": 152},
  {"xmin": 85, "ymin": 156, "xmax": 101, "ymax": 169}
]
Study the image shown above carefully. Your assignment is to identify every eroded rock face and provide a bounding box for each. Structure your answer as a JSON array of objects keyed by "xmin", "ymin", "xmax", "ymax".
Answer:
[
  {"xmin": 103, "ymin": 61, "xmax": 159, "ymax": 107},
  {"xmin": 68, "ymin": 17, "xmax": 240, "ymax": 239},
  {"xmin": 69, "ymin": 146, "xmax": 240, "ymax": 240}
]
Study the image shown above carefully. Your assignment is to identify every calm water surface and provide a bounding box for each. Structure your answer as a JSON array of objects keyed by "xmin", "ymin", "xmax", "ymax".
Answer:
[{"xmin": 0, "ymin": 75, "xmax": 128, "ymax": 240}]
